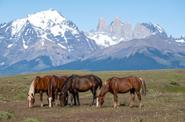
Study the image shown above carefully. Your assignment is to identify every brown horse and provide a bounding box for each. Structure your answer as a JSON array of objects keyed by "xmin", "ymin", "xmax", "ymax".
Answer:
[
  {"xmin": 96, "ymin": 76, "xmax": 146, "ymax": 108},
  {"xmin": 61, "ymin": 74, "xmax": 102, "ymax": 106},
  {"xmin": 27, "ymin": 75, "xmax": 68, "ymax": 108},
  {"xmin": 51, "ymin": 75, "xmax": 68, "ymax": 106}
]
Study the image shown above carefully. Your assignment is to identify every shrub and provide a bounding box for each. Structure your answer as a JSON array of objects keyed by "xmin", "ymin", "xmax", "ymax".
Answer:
[{"xmin": 0, "ymin": 111, "xmax": 15, "ymax": 121}]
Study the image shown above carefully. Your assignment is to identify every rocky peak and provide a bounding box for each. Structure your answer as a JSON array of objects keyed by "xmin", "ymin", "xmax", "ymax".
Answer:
[
  {"xmin": 97, "ymin": 17, "xmax": 107, "ymax": 32},
  {"xmin": 110, "ymin": 17, "xmax": 123, "ymax": 36}
]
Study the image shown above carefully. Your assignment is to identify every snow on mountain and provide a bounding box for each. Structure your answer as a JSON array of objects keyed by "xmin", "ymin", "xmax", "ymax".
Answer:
[
  {"xmin": 1, "ymin": 9, "xmax": 185, "ymax": 75},
  {"xmin": 176, "ymin": 39, "xmax": 185, "ymax": 43},
  {"xmin": 62, "ymin": 35, "xmax": 185, "ymax": 71},
  {"xmin": 11, "ymin": 9, "xmax": 79, "ymax": 38},
  {"xmin": 87, "ymin": 18, "xmax": 167, "ymax": 48},
  {"xmin": 153, "ymin": 24, "xmax": 164, "ymax": 33},
  {"xmin": 0, "ymin": 9, "xmax": 98, "ymax": 72},
  {"xmin": 174, "ymin": 36, "xmax": 185, "ymax": 44},
  {"xmin": 87, "ymin": 32, "xmax": 117, "ymax": 47}
]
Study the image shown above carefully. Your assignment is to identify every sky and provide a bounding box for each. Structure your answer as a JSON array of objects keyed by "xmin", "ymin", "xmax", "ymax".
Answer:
[{"xmin": 0, "ymin": 0, "xmax": 184, "ymax": 37}]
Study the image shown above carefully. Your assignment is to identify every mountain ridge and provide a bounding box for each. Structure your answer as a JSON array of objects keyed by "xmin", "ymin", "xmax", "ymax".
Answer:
[{"xmin": 0, "ymin": 9, "xmax": 185, "ymax": 75}]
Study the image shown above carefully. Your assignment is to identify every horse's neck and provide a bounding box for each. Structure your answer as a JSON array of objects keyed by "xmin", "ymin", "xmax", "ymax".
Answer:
[
  {"xmin": 100, "ymin": 85, "xmax": 109, "ymax": 97},
  {"xmin": 29, "ymin": 80, "xmax": 35, "ymax": 95},
  {"xmin": 63, "ymin": 79, "xmax": 71, "ymax": 92}
]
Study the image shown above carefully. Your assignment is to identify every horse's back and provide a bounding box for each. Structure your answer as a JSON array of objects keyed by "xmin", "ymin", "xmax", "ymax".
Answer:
[
  {"xmin": 36, "ymin": 75, "xmax": 53, "ymax": 91},
  {"xmin": 107, "ymin": 76, "xmax": 142, "ymax": 93}
]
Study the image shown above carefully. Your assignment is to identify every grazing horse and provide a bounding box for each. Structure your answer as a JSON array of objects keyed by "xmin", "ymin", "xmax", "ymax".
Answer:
[
  {"xmin": 61, "ymin": 74, "xmax": 102, "ymax": 106},
  {"xmin": 96, "ymin": 76, "xmax": 146, "ymax": 108},
  {"xmin": 51, "ymin": 75, "xmax": 68, "ymax": 106},
  {"xmin": 27, "ymin": 75, "xmax": 68, "ymax": 108}
]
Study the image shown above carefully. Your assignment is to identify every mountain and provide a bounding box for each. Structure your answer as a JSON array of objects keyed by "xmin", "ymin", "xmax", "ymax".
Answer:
[
  {"xmin": 0, "ymin": 9, "xmax": 98, "ymax": 74},
  {"xmin": 0, "ymin": 10, "xmax": 185, "ymax": 75},
  {"xmin": 55, "ymin": 35, "xmax": 185, "ymax": 70},
  {"xmin": 86, "ymin": 17, "xmax": 167, "ymax": 48}
]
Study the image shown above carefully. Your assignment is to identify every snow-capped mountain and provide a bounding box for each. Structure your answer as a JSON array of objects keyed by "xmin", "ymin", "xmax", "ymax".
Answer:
[
  {"xmin": 57, "ymin": 35, "xmax": 185, "ymax": 70},
  {"xmin": 0, "ymin": 9, "xmax": 98, "ymax": 74},
  {"xmin": 87, "ymin": 17, "xmax": 167, "ymax": 48},
  {"xmin": 175, "ymin": 36, "xmax": 185, "ymax": 43},
  {"xmin": 0, "ymin": 9, "xmax": 185, "ymax": 75}
]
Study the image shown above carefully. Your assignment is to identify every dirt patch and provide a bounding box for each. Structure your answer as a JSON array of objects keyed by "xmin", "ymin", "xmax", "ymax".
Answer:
[{"xmin": 0, "ymin": 93, "xmax": 185, "ymax": 122}]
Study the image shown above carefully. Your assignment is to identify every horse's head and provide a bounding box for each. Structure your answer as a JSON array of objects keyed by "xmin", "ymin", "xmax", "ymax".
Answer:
[
  {"xmin": 27, "ymin": 92, "xmax": 35, "ymax": 108},
  {"xmin": 59, "ymin": 91, "xmax": 68, "ymax": 107},
  {"xmin": 27, "ymin": 77, "xmax": 38, "ymax": 108},
  {"xmin": 96, "ymin": 95, "xmax": 104, "ymax": 107},
  {"xmin": 96, "ymin": 83, "xmax": 110, "ymax": 107}
]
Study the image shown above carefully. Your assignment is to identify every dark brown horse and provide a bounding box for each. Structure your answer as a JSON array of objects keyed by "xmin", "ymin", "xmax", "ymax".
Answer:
[
  {"xmin": 61, "ymin": 74, "xmax": 102, "ymax": 106},
  {"xmin": 27, "ymin": 75, "xmax": 68, "ymax": 108},
  {"xmin": 97, "ymin": 76, "xmax": 146, "ymax": 108},
  {"xmin": 51, "ymin": 75, "xmax": 68, "ymax": 106}
]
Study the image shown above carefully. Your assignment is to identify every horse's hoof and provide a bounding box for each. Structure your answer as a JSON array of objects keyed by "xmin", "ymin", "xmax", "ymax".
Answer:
[
  {"xmin": 139, "ymin": 104, "xmax": 144, "ymax": 108},
  {"xmin": 40, "ymin": 104, "xmax": 44, "ymax": 107}
]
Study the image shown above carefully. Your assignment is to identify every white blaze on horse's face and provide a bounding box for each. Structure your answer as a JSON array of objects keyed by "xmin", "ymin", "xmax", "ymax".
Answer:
[
  {"xmin": 28, "ymin": 79, "xmax": 35, "ymax": 108},
  {"xmin": 27, "ymin": 93, "xmax": 34, "ymax": 108},
  {"xmin": 27, "ymin": 95, "xmax": 32, "ymax": 108}
]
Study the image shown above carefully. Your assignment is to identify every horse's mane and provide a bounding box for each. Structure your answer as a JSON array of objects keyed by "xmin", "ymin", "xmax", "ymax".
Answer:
[
  {"xmin": 62, "ymin": 74, "xmax": 78, "ymax": 90},
  {"xmin": 28, "ymin": 76, "xmax": 40, "ymax": 96},
  {"xmin": 104, "ymin": 77, "xmax": 117, "ymax": 85}
]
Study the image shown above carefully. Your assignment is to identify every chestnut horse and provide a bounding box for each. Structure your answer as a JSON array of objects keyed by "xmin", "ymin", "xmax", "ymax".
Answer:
[
  {"xmin": 27, "ymin": 75, "xmax": 68, "ymax": 108},
  {"xmin": 61, "ymin": 74, "xmax": 102, "ymax": 106},
  {"xmin": 96, "ymin": 76, "xmax": 146, "ymax": 108}
]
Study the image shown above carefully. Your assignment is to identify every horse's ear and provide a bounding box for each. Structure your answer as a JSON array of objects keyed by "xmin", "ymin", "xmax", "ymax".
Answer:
[{"xmin": 35, "ymin": 76, "xmax": 40, "ymax": 81}]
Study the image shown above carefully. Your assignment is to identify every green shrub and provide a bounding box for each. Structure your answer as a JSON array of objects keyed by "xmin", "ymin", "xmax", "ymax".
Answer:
[
  {"xmin": 170, "ymin": 81, "xmax": 179, "ymax": 86},
  {"xmin": 0, "ymin": 111, "xmax": 15, "ymax": 121}
]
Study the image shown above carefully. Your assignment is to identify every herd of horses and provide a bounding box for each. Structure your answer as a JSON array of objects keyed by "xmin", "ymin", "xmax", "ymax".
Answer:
[{"xmin": 27, "ymin": 74, "xmax": 146, "ymax": 108}]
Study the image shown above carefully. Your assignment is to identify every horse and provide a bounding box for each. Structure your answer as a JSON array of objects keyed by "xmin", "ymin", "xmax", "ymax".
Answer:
[
  {"xmin": 51, "ymin": 75, "xmax": 68, "ymax": 106},
  {"xmin": 27, "ymin": 75, "xmax": 68, "ymax": 108},
  {"xmin": 96, "ymin": 76, "xmax": 146, "ymax": 108},
  {"xmin": 61, "ymin": 74, "xmax": 102, "ymax": 106}
]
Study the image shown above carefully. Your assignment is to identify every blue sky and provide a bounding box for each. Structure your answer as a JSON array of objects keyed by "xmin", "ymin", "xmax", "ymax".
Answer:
[{"xmin": 0, "ymin": 0, "xmax": 184, "ymax": 37}]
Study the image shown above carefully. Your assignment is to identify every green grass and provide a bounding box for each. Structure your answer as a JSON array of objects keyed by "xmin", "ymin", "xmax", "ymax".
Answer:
[
  {"xmin": 0, "ymin": 111, "xmax": 15, "ymax": 121},
  {"xmin": 0, "ymin": 69, "xmax": 185, "ymax": 122},
  {"xmin": 0, "ymin": 69, "xmax": 185, "ymax": 101},
  {"xmin": 22, "ymin": 118, "xmax": 41, "ymax": 122}
]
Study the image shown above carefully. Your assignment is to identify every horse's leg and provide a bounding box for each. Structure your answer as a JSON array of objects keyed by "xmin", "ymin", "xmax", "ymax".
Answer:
[
  {"xmin": 113, "ymin": 93, "xmax": 118, "ymax": 108},
  {"xmin": 90, "ymin": 88, "xmax": 96, "ymax": 106},
  {"xmin": 136, "ymin": 92, "xmax": 143, "ymax": 108},
  {"xmin": 76, "ymin": 92, "xmax": 80, "ymax": 106},
  {"xmin": 129, "ymin": 93, "xmax": 135, "ymax": 107},
  {"xmin": 72, "ymin": 92, "xmax": 77, "ymax": 106},
  {"xmin": 69, "ymin": 92, "xmax": 74, "ymax": 106},
  {"xmin": 48, "ymin": 90, "xmax": 52, "ymax": 108},
  {"xmin": 65, "ymin": 92, "xmax": 69, "ymax": 106},
  {"xmin": 55, "ymin": 90, "xmax": 58, "ymax": 106},
  {"xmin": 40, "ymin": 92, "xmax": 43, "ymax": 107},
  {"xmin": 52, "ymin": 90, "xmax": 56, "ymax": 106}
]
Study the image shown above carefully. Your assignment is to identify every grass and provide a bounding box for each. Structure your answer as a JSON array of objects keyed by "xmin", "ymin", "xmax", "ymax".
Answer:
[
  {"xmin": 22, "ymin": 118, "xmax": 41, "ymax": 122},
  {"xmin": 0, "ymin": 69, "xmax": 185, "ymax": 101},
  {"xmin": 0, "ymin": 111, "xmax": 15, "ymax": 121},
  {"xmin": 0, "ymin": 69, "xmax": 185, "ymax": 121}
]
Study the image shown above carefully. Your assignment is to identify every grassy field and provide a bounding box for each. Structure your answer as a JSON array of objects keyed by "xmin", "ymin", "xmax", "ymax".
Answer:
[{"xmin": 0, "ymin": 69, "xmax": 185, "ymax": 122}]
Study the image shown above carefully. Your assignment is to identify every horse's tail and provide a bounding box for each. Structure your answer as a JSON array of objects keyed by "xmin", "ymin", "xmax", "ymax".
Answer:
[
  {"xmin": 94, "ymin": 75, "xmax": 102, "ymax": 89},
  {"xmin": 139, "ymin": 77, "xmax": 146, "ymax": 96}
]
